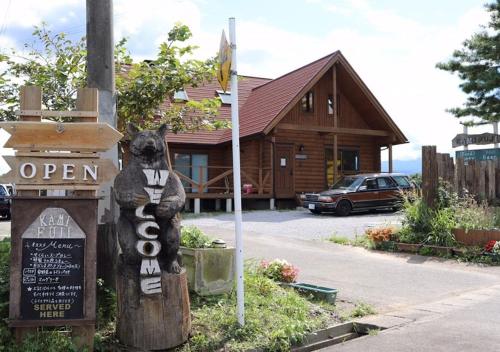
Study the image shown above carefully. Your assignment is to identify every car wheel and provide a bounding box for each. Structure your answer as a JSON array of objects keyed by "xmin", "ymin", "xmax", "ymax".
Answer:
[
  {"xmin": 335, "ymin": 200, "xmax": 351, "ymax": 216},
  {"xmin": 5, "ymin": 211, "xmax": 10, "ymax": 220},
  {"xmin": 310, "ymin": 209, "xmax": 322, "ymax": 215}
]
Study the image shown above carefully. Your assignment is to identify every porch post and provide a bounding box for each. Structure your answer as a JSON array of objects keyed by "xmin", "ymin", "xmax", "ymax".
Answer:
[
  {"xmin": 388, "ymin": 144, "xmax": 393, "ymax": 173},
  {"xmin": 332, "ymin": 64, "xmax": 339, "ymax": 182}
]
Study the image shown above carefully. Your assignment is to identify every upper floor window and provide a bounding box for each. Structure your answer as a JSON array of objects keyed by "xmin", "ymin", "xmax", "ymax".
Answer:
[
  {"xmin": 217, "ymin": 90, "xmax": 232, "ymax": 104},
  {"xmin": 301, "ymin": 91, "xmax": 314, "ymax": 113},
  {"xmin": 328, "ymin": 94, "xmax": 341, "ymax": 116},
  {"xmin": 173, "ymin": 89, "xmax": 189, "ymax": 101},
  {"xmin": 328, "ymin": 94, "xmax": 334, "ymax": 115}
]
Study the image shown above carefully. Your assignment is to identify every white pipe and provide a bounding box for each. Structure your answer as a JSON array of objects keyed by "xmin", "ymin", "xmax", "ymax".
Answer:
[
  {"xmin": 463, "ymin": 125, "xmax": 468, "ymax": 151},
  {"xmin": 229, "ymin": 17, "xmax": 245, "ymax": 327},
  {"xmin": 494, "ymin": 122, "xmax": 498, "ymax": 148}
]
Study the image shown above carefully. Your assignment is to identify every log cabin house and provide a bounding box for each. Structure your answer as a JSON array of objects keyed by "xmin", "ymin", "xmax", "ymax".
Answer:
[{"xmin": 166, "ymin": 51, "xmax": 408, "ymax": 212}]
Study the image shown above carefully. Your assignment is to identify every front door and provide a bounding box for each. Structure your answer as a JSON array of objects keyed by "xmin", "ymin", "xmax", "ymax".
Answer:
[{"xmin": 274, "ymin": 144, "xmax": 294, "ymax": 198}]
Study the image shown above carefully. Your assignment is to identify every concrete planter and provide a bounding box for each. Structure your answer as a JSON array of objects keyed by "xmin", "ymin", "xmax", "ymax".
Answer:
[
  {"xmin": 452, "ymin": 228, "xmax": 500, "ymax": 246},
  {"xmin": 395, "ymin": 243, "xmax": 422, "ymax": 253},
  {"xmin": 180, "ymin": 246, "xmax": 235, "ymax": 296}
]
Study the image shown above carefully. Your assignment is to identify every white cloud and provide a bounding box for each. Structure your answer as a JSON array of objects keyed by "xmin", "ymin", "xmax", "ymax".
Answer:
[
  {"xmin": 226, "ymin": 2, "xmax": 491, "ymax": 161},
  {"xmin": 0, "ymin": 0, "xmax": 80, "ymax": 29}
]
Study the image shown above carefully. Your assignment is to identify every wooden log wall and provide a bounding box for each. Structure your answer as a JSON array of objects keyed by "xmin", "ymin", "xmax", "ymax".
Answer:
[{"xmin": 424, "ymin": 146, "xmax": 500, "ymax": 203}]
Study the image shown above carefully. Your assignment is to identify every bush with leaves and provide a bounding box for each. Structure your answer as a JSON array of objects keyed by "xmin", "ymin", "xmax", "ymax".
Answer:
[
  {"xmin": 180, "ymin": 226, "xmax": 213, "ymax": 249},
  {"xmin": 0, "ymin": 23, "xmax": 226, "ymax": 135}
]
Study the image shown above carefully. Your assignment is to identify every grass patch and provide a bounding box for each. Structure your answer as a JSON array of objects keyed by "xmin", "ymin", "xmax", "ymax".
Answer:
[
  {"xmin": 328, "ymin": 235, "xmax": 351, "ymax": 245},
  {"xmin": 179, "ymin": 267, "xmax": 338, "ymax": 351},
  {"xmin": 340, "ymin": 302, "xmax": 376, "ymax": 321}
]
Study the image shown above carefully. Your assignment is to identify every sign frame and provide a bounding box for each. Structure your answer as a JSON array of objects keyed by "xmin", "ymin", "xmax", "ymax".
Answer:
[{"xmin": 9, "ymin": 197, "xmax": 97, "ymax": 327}]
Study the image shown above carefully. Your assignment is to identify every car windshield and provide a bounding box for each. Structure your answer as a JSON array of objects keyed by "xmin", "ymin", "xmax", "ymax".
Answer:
[{"xmin": 331, "ymin": 176, "xmax": 364, "ymax": 190}]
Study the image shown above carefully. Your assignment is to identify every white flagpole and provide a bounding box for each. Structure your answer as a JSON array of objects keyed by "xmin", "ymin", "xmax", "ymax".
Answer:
[{"xmin": 229, "ymin": 17, "xmax": 244, "ymax": 326}]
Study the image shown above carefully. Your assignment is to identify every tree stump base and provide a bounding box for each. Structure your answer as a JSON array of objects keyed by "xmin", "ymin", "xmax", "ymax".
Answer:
[{"xmin": 116, "ymin": 257, "xmax": 191, "ymax": 350}]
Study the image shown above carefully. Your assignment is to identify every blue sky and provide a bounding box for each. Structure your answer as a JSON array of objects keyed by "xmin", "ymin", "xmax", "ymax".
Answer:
[{"xmin": 0, "ymin": 0, "xmax": 495, "ymax": 166}]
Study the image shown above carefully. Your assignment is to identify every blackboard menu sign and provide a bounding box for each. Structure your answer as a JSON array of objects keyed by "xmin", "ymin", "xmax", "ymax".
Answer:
[{"xmin": 20, "ymin": 208, "xmax": 86, "ymax": 320}]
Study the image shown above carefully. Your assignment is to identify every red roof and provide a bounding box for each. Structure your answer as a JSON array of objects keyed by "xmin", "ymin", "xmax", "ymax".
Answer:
[
  {"xmin": 166, "ymin": 76, "xmax": 270, "ymax": 144},
  {"xmin": 167, "ymin": 51, "xmax": 407, "ymax": 145}
]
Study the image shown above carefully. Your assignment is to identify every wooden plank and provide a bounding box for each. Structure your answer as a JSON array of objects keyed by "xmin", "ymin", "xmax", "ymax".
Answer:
[
  {"xmin": 15, "ymin": 185, "xmax": 100, "ymax": 191},
  {"xmin": 422, "ymin": 146, "xmax": 437, "ymax": 208},
  {"xmin": 0, "ymin": 156, "xmax": 118, "ymax": 186},
  {"xmin": 20, "ymin": 86, "xmax": 42, "ymax": 122},
  {"xmin": 278, "ymin": 123, "xmax": 391, "ymax": 136},
  {"xmin": 388, "ymin": 144, "xmax": 393, "ymax": 173},
  {"xmin": 15, "ymin": 151, "xmax": 99, "ymax": 158},
  {"xmin": 1, "ymin": 122, "xmax": 123, "ymax": 152},
  {"xmin": 204, "ymin": 169, "xmax": 233, "ymax": 188},
  {"xmin": 76, "ymin": 88, "xmax": 99, "ymax": 123},
  {"xmin": 487, "ymin": 160, "xmax": 495, "ymax": 202},
  {"xmin": 17, "ymin": 110, "xmax": 98, "ymax": 119}
]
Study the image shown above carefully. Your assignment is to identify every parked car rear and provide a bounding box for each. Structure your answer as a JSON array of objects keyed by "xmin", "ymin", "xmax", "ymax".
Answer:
[
  {"xmin": 0, "ymin": 184, "xmax": 11, "ymax": 219},
  {"xmin": 302, "ymin": 173, "xmax": 415, "ymax": 216}
]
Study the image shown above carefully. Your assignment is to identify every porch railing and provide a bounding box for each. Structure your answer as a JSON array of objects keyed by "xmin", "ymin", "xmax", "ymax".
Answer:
[{"xmin": 173, "ymin": 165, "xmax": 273, "ymax": 196}]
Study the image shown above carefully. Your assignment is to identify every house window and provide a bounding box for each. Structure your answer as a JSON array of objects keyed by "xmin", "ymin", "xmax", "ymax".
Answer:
[
  {"xmin": 301, "ymin": 91, "xmax": 314, "ymax": 113},
  {"xmin": 173, "ymin": 89, "xmax": 189, "ymax": 101},
  {"xmin": 328, "ymin": 94, "xmax": 341, "ymax": 116},
  {"xmin": 328, "ymin": 94, "xmax": 334, "ymax": 115},
  {"xmin": 325, "ymin": 147, "xmax": 360, "ymax": 186},
  {"xmin": 216, "ymin": 90, "xmax": 232, "ymax": 104},
  {"xmin": 174, "ymin": 153, "xmax": 208, "ymax": 193}
]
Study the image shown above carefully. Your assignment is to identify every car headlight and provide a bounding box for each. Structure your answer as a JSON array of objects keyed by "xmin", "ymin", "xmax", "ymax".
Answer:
[
  {"xmin": 318, "ymin": 196, "xmax": 334, "ymax": 203},
  {"xmin": 300, "ymin": 194, "xmax": 306, "ymax": 200}
]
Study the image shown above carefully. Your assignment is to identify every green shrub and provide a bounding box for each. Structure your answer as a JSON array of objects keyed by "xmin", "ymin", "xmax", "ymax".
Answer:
[
  {"xmin": 427, "ymin": 207, "xmax": 456, "ymax": 247},
  {"xmin": 180, "ymin": 226, "xmax": 213, "ymax": 248}
]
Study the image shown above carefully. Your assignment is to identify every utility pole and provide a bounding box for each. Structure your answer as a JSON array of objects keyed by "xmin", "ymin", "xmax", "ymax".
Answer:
[{"xmin": 86, "ymin": 0, "xmax": 119, "ymax": 285}]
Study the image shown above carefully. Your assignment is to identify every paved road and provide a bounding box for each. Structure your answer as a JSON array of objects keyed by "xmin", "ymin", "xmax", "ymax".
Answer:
[
  {"xmin": 184, "ymin": 208, "xmax": 401, "ymax": 241},
  {"xmin": 187, "ymin": 210, "xmax": 500, "ymax": 351},
  {"xmin": 325, "ymin": 285, "xmax": 500, "ymax": 351}
]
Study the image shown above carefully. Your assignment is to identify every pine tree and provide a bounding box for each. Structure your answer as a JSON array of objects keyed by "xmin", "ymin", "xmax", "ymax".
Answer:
[{"xmin": 436, "ymin": 0, "xmax": 500, "ymax": 125}]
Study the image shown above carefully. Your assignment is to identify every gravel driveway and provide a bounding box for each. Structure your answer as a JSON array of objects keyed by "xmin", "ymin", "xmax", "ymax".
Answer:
[{"xmin": 183, "ymin": 208, "xmax": 402, "ymax": 240}]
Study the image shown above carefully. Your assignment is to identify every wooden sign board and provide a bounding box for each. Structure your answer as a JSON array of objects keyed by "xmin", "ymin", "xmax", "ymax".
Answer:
[
  {"xmin": 10, "ymin": 198, "xmax": 97, "ymax": 329},
  {"xmin": 452, "ymin": 133, "xmax": 500, "ymax": 148},
  {"xmin": 0, "ymin": 156, "xmax": 118, "ymax": 186},
  {"xmin": 20, "ymin": 208, "xmax": 85, "ymax": 320},
  {"xmin": 0, "ymin": 122, "xmax": 123, "ymax": 152}
]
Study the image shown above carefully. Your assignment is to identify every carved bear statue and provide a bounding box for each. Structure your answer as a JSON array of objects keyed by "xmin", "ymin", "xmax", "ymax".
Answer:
[{"xmin": 114, "ymin": 123, "xmax": 186, "ymax": 281}]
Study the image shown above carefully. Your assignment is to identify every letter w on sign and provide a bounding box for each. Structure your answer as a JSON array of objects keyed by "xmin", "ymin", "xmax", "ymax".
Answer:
[{"xmin": 143, "ymin": 169, "xmax": 168, "ymax": 186}]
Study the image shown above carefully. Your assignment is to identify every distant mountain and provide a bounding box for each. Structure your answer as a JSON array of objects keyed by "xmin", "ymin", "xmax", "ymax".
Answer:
[{"xmin": 382, "ymin": 158, "xmax": 421, "ymax": 175}]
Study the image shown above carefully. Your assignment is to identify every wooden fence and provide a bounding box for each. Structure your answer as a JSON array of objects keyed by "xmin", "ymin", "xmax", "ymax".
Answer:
[{"xmin": 422, "ymin": 145, "xmax": 500, "ymax": 205}]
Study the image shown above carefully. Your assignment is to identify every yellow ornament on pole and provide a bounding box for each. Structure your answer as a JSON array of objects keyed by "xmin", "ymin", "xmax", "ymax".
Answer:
[{"xmin": 217, "ymin": 30, "xmax": 232, "ymax": 92}]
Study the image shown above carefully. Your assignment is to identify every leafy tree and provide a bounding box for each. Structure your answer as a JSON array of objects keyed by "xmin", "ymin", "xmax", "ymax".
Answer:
[
  {"xmin": 0, "ymin": 23, "xmax": 225, "ymax": 133},
  {"xmin": 436, "ymin": 1, "xmax": 500, "ymax": 125}
]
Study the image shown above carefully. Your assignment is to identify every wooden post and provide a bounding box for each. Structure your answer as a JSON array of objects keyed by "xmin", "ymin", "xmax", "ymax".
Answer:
[
  {"xmin": 332, "ymin": 64, "xmax": 339, "ymax": 182},
  {"xmin": 18, "ymin": 86, "xmax": 42, "ymax": 197},
  {"xmin": 487, "ymin": 160, "xmax": 496, "ymax": 202},
  {"xmin": 422, "ymin": 146, "xmax": 438, "ymax": 209},
  {"xmin": 258, "ymin": 139, "xmax": 263, "ymax": 194},
  {"xmin": 388, "ymin": 144, "xmax": 393, "ymax": 173},
  {"xmin": 478, "ymin": 161, "xmax": 486, "ymax": 201},
  {"xmin": 76, "ymin": 88, "xmax": 98, "ymax": 123}
]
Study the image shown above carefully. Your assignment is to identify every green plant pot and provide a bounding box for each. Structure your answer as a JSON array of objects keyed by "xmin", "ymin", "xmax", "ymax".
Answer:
[
  {"xmin": 285, "ymin": 282, "xmax": 338, "ymax": 304},
  {"xmin": 180, "ymin": 246, "xmax": 235, "ymax": 296}
]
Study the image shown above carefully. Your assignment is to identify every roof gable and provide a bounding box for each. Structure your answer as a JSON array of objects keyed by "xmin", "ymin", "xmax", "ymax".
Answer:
[{"xmin": 168, "ymin": 51, "xmax": 408, "ymax": 145}]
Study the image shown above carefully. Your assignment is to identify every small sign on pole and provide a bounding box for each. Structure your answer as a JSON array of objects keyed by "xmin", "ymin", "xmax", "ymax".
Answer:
[{"xmin": 217, "ymin": 30, "xmax": 232, "ymax": 93}]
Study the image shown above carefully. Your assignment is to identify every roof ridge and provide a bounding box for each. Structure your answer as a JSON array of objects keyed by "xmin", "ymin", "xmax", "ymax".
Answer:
[{"xmin": 250, "ymin": 50, "xmax": 340, "ymax": 91}]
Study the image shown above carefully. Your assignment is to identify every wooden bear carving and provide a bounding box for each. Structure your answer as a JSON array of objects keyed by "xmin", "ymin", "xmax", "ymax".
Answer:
[{"xmin": 114, "ymin": 123, "xmax": 186, "ymax": 294}]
